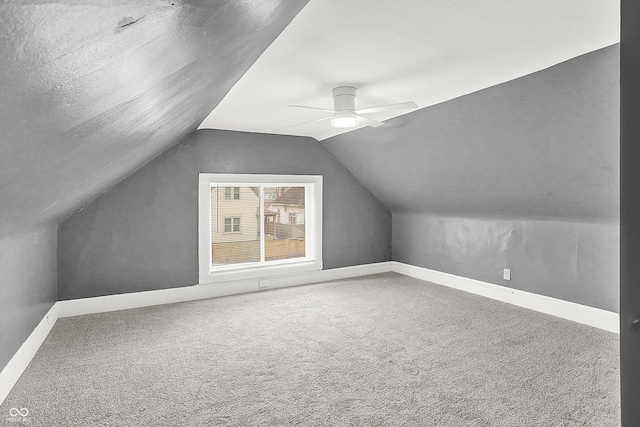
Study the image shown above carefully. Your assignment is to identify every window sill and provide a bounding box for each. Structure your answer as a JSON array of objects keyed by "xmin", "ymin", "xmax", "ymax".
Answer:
[{"xmin": 199, "ymin": 259, "xmax": 322, "ymax": 285}]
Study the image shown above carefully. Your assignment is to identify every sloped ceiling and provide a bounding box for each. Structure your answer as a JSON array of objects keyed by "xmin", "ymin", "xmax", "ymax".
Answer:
[
  {"xmin": 321, "ymin": 46, "xmax": 620, "ymax": 221},
  {"xmin": 0, "ymin": 0, "xmax": 309, "ymax": 238},
  {"xmin": 1, "ymin": 0, "xmax": 620, "ymax": 238},
  {"xmin": 199, "ymin": 0, "xmax": 619, "ymax": 141}
]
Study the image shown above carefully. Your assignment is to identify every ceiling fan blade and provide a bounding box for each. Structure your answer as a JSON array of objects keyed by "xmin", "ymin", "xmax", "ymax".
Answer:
[
  {"xmin": 286, "ymin": 116, "xmax": 333, "ymax": 128},
  {"xmin": 288, "ymin": 105, "xmax": 337, "ymax": 114},
  {"xmin": 355, "ymin": 114, "xmax": 384, "ymax": 128},
  {"xmin": 354, "ymin": 101, "xmax": 418, "ymax": 115}
]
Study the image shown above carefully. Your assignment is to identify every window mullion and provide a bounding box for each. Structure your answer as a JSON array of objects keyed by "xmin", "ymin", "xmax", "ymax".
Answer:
[
  {"xmin": 305, "ymin": 185, "xmax": 310, "ymax": 258},
  {"xmin": 260, "ymin": 186, "xmax": 265, "ymax": 264}
]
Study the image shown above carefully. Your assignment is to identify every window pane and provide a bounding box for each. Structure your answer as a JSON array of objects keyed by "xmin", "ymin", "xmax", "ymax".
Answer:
[
  {"xmin": 265, "ymin": 186, "xmax": 306, "ymax": 261},
  {"xmin": 211, "ymin": 186, "xmax": 260, "ymax": 266}
]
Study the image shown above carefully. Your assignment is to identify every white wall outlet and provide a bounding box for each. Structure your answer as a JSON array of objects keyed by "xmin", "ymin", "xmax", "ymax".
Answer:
[
  {"xmin": 259, "ymin": 279, "xmax": 269, "ymax": 289},
  {"xmin": 503, "ymin": 268, "xmax": 511, "ymax": 281}
]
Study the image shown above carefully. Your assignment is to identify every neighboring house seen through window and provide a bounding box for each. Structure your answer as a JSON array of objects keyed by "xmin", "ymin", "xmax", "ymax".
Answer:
[
  {"xmin": 198, "ymin": 174, "xmax": 323, "ymax": 284},
  {"xmin": 224, "ymin": 217, "xmax": 240, "ymax": 233},
  {"xmin": 224, "ymin": 186, "xmax": 240, "ymax": 200}
]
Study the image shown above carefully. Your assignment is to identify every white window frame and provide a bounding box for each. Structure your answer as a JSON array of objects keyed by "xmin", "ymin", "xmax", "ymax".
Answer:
[{"xmin": 198, "ymin": 174, "xmax": 323, "ymax": 284}]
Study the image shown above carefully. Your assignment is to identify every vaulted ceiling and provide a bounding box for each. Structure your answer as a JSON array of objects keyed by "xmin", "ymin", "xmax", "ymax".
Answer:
[
  {"xmin": 0, "ymin": 0, "xmax": 309, "ymax": 238},
  {"xmin": 321, "ymin": 45, "xmax": 619, "ymax": 221},
  {"xmin": 199, "ymin": 0, "xmax": 619, "ymax": 141},
  {"xmin": 0, "ymin": 0, "xmax": 619, "ymax": 238}
]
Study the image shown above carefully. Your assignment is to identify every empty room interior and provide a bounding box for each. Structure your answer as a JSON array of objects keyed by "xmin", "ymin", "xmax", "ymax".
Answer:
[{"xmin": 1, "ymin": 0, "xmax": 637, "ymax": 425}]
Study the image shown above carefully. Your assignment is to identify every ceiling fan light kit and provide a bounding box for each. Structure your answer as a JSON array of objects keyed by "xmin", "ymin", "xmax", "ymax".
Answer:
[
  {"xmin": 288, "ymin": 86, "xmax": 418, "ymax": 130},
  {"xmin": 331, "ymin": 115, "xmax": 359, "ymax": 128}
]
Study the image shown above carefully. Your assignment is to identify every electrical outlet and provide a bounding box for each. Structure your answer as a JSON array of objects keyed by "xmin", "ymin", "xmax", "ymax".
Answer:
[
  {"xmin": 259, "ymin": 279, "xmax": 269, "ymax": 289},
  {"xmin": 503, "ymin": 268, "xmax": 511, "ymax": 281}
]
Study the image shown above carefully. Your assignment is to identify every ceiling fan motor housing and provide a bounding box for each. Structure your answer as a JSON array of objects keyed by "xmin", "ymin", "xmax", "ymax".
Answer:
[
  {"xmin": 287, "ymin": 85, "xmax": 415, "ymax": 129},
  {"xmin": 332, "ymin": 86, "xmax": 356, "ymax": 113}
]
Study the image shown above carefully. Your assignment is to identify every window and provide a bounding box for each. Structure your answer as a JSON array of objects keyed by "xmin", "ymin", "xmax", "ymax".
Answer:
[
  {"xmin": 224, "ymin": 217, "xmax": 240, "ymax": 233},
  {"xmin": 224, "ymin": 187, "xmax": 240, "ymax": 200},
  {"xmin": 198, "ymin": 174, "xmax": 323, "ymax": 284}
]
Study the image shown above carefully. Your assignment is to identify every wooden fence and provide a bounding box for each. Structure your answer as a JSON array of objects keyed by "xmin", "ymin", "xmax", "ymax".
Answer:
[
  {"xmin": 265, "ymin": 238, "xmax": 305, "ymax": 261},
  {"xmin": 212, "ymin": 238, "xmax": 305, "ymax": 265}
]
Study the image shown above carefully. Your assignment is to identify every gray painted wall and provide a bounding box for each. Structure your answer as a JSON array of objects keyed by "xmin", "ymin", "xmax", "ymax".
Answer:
[
  {"xmin": 322, "ymin": 46, "xmax": 618, "ymax": 221},
  {"xmin": 58, "ymin": 130, "xmax": 391, "ymax": 300},
  {"xmin": 393, "ymin": 213, "xmax": 618, "ymax": 312},
  {"xmin": 322, "ymin": 46, "xmax": 619, "ymax": 312},
  {"xmin": 0, "ymin": 226, "xmax": 57, "ymax": 371},
  {"xmin": 0, "ymin": 0, "xmax": 309, "ymax": 379}
]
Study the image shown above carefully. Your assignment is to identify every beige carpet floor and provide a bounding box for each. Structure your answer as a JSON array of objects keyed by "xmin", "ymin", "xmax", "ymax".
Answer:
[{"xmin": 0, "ymin": 272, "xmax": 620, "ymax": 426}]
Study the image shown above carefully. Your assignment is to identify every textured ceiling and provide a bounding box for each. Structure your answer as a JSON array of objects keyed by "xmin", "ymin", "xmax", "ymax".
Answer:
[
  {"xmin": 199, "ymin": 0, "xmax": 619, "ymax": 141},
  {"xmin": 0, "ymin": 0, "xmax": 309, "ymax": 237}
]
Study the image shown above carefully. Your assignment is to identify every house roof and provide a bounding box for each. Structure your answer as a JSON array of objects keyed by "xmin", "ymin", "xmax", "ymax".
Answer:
[{"xmin": 273, "ymin": 187, "xmax": 305, "ymax": 208}]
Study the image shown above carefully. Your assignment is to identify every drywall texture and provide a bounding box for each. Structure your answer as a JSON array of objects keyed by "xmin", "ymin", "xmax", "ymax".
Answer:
[
  {"xmin": 58, "ymin": 130, "xmax": 391, "ymax": 300},
  {"xmin": 323, "ymin": 46, "xmax": 619, "ymax": 311},
  {"xmin": 393, "ymin": 213, "xmax": 618, "ymax": 312},
  {"xmin": 322, "ymin": 46, "xmax": 619, "ymax": 221},
  {"xmin": 0, "ymin": 0, "xmax": 308, "ymax": 238},
  {"xmin": 0, "ymin": 226, "xmax": 57, "ymax": 372}
]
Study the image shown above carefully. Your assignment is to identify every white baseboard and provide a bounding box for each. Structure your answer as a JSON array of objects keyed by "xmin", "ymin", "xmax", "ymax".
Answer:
[
  {"xmin": 55, "ymin": 262, "xmax": 394, "ymax": 318},
  {"xmin": 53, "ymin": 261, "xmax": 618, "ymax": 332},
  {"xmin": 391, "ymin": 262, "xmax": 619, "ymax": 334},
  {"xmin": 1, "ymin": 260, "xmax": 618, "ymax": 406},
  {"xmin": 0, "ymin": 304, "xmax": 60, "ymax": 405}
]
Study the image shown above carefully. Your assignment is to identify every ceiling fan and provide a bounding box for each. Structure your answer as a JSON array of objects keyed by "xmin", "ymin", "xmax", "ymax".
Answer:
[{"xmin": 288, "ymin": 86, "xmax": 418, "ymax": 129}]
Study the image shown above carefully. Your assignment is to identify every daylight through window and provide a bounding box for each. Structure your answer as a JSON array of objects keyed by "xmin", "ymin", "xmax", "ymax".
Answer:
[{"xmin": 199, "ymin": 174, "xmax": 322, "ymax": 283}]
